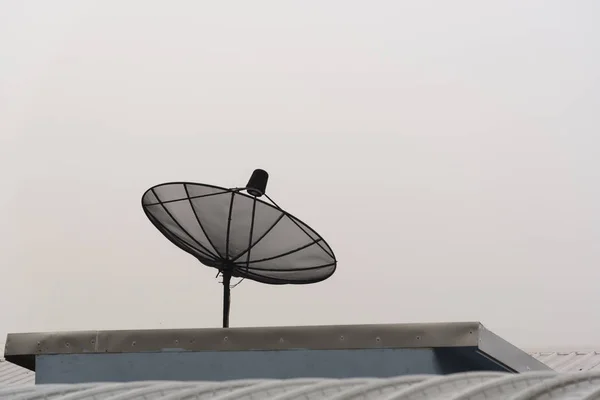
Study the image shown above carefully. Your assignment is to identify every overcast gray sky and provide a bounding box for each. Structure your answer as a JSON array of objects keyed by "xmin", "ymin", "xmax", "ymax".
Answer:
[{"xmin": 1, "ymin": 0, "xmax": 599, "ymax": 351}]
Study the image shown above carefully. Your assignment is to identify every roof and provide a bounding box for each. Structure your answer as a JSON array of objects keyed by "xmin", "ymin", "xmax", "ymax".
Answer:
[
  {"xmin": 2, "ymin": 327, "xmax": 599, "ymax": 388},
  {"xmin": 3, "ymin": 371, "xmax": 600, "ymax": 399},
  {"xmin": 530, "ymin": 351, "xmax": 600, "ymax": 372},
  {"xmin": 0, "ymin": 358, "xmax": 34, "ymax": 386}
]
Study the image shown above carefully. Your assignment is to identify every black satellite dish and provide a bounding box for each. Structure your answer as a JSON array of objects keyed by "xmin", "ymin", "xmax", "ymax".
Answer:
[{"xmin": 141, "ymin": 169, "xmax": 337, "ymax": 328}]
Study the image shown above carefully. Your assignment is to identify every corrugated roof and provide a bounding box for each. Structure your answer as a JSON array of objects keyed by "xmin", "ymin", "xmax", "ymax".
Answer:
[
  {"xmin": 529, "ymin": 351, "xmax": 600, "ymax": 372},
  {"xmin": 0, "ymin": 358, "xmax": 34, "ymax": 386},
  {"xmin": 5, "ymin": 372, "xmax": 600, "ymax": 399}
]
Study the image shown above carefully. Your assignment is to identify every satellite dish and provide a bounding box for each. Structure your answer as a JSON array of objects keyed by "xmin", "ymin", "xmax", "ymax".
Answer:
[{"xmin": 141, "ymin": 169, "xmax": 337, "ymax": 328}]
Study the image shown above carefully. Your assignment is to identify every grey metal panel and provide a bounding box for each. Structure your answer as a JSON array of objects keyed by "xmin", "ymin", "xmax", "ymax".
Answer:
[
  {"xmin": 5, "ymin": 322, "xmax": 480, "ymax": 354},
  {"xmin": 3, "ymin": 322, "xmax": 551, "ymax": 377},
  {"xmin": 476, "ymin": 324, "xmax": 551, "ymax": 372},
  {"xmin": 34, "ymin": 349, "xmax": 451, "ymax": 384},
  {"xmin": 4, "ymin": 322, "xmax": 481, "ymax": 371}
]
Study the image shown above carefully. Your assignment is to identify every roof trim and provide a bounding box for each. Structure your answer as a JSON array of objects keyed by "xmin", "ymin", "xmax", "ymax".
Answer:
[{"xmin": 3, "ymin": 322, "xmax": 550, "ymax": 373}]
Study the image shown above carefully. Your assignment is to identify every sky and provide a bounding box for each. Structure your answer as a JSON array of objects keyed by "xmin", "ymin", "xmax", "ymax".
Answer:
[{"xmin": 1, "ymin": 0, "xmax": 599, "ymax": 351}]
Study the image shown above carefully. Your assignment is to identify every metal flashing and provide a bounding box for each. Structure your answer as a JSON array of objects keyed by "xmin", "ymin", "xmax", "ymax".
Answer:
[{"xmin": 3, "ymin": 322, "xmax": 550, "ymax": 376}]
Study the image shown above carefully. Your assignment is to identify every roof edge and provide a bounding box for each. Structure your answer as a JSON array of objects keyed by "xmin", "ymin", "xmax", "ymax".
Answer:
[
  {"xmin": 6, "ymin": 321, "xmax": 546, "ymax": 373},
  {"xmin": 477, "ymin": 323, "xmax": 552, "ymax": 373}
]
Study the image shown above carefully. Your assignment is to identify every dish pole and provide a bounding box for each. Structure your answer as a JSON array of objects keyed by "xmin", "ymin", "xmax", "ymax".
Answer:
[{"xmin": 222, "ymin": 270, "xmax": 231, "ymax": 328}]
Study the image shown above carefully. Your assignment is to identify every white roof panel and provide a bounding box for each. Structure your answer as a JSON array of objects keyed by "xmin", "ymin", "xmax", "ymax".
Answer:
[
  {"xmin": 0, "ymin": 358, "xmax": 34, "ymax": 386},
  {"xmin": 530, "ymin": 351, "xmax": 600, "ymax": 372},
  {"xmin": 4, "ymin": 372, "xmax": 600, "ymax": 399}
]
